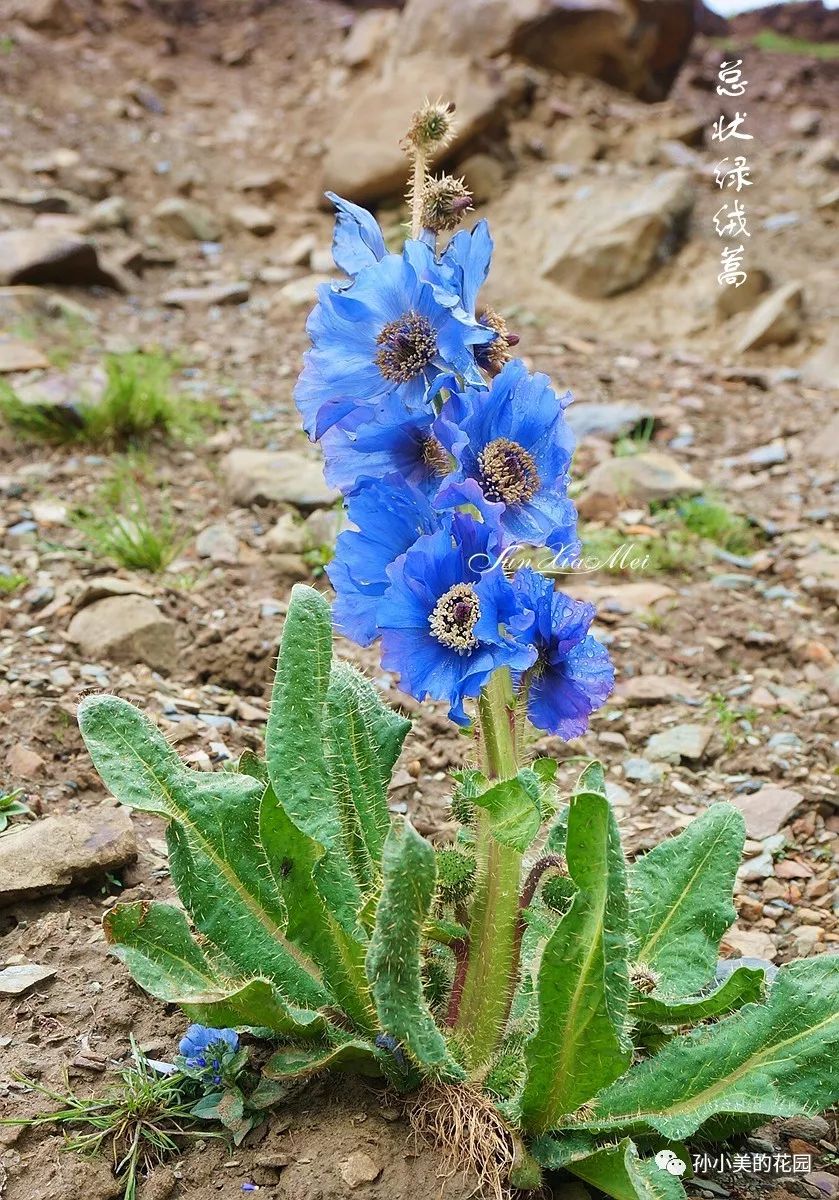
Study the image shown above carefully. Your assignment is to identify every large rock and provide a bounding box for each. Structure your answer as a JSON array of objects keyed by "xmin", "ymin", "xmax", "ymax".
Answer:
[
  {"xmin": 224, "ymin": 448, "xmax": 338, "ymax": 510},
  {"xmin": 322, "ymin": 55, "xmax": 510, "ymax": 204},
  {"xmin": 0, "ymin": 230, "xmax": 123, "ymax": 290},
  {"xmin": 398, "ymin": 0, "xmax": 693, "ymax": 99},
  {"xmin": 646, "ymin": 723, "xmax": 712, "ymax": 763},
  {"xmin": 153, "ymin": 198, "xmax": 221, "ymax": 241},
  {"xmin": 736, "ymin": 282, "xmax": 804, "ymax": 353},
  {"xmin": 67, "ymin": 594, "xmax": 178, "ymax": 670},
  {"xmin": 543, "ymin": 171, "xmax": 694, "ymax": 297},
  {"xmin": 580, "ymin": 449, "xmax": 702, "ymax": 512},
  {"xmin": 0, "ymin": 808, "xmax": 136, "ymax": 905}
]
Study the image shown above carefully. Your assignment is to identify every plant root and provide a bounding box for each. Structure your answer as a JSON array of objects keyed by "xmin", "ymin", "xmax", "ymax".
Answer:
[{"xmin": 408, "ymin": 1080, "xmax": 519, "ymax": 1200}]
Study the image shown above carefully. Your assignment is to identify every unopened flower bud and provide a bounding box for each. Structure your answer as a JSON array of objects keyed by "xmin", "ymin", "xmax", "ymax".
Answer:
[
  {"xmin": 420, "ymin": 174, "xmax": 474, "ymax": 234},
  {"xmin": 404, "ymin": 99, "xmax": 456, "ymax": 155}
]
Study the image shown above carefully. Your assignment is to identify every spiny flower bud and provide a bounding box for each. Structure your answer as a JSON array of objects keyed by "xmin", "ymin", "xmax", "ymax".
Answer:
[
  {"xmin": 435, "ymin": 846, "xmax": 476, "ymax": 903},
  {"xmin": 403, "ymin": 99, "xmax": 456, "ymax": 155},
  {"xmin": 478, "ymin": 306, "xmax": 520, "ymax": 376},
  {"xmin": 630, "ymin": 964, "xmax": 661, "ymax": 995},
  {"xmin": 540, "ymin": 869, "xmax": 574, "ymax": 915},
  {"xmin": 420, "ymin": 174, "xmax": 474, "ymax": 234}
]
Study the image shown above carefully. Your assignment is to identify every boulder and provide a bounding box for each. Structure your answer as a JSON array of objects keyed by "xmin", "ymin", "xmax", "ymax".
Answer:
[
  {"xmin": 567, "ymin": 401, "xmax": 650, "ymax": 440},
  {"xmin": 67, "ymin": 594, "xmax": 178, "ymax": 670},
  {"xmin": 736, "ymin": 282, "xmax": 804, "ymax": 353},
  {"xmin": 732, "ymin": 786, "xmax": 804, "ymax": 841},
  {"xmin": 398, "ymin": 0, "xmax": 694, "ymax": 99},
  {"xmin": 580, "ymin": 449, "xmax": 702, "ymax": 511},
  {"xmin": 0, "ymin": 339, "xmax": 49, "ymax": 373},
  {"xmin": 0, "ymin": 808, "xmax": 137, "ymax": 905},
  {"xmin": 224, "ymin": 448, "xmax": 338, "ymax": 510},
  {"xmin": 543, "ymin": 171, "xmax": 694, "ymax": 297},
  {"xmin": 341, "ymin": 9, "xmax": 399, "ymax": 67},
  {"xmin": 645, "ymin": 723, "xmax": 712, "ymax": 763},
  {"xmin": 162, "ymin": 282, "xmax": 250, "ymax": 308},
  {"xmin": 322, "ymin": 55, "xmax": 510, "ymax": 204},
  {"xmin": 152, "ymin": 198, "xmax": 221, "ymax": 241},
  {"xmin": 0, "ymin": 230, "xmax": 123, "ymax": 290},
  {"xmin": 229, "ymin": 203, "xmax": 276, "ymax": 237}
]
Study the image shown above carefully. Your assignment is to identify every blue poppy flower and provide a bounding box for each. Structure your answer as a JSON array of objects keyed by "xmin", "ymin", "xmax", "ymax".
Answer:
[
  {"xmin": 327, "ymin": 476, "xmax": 438, "ymax": 646},
  {"xmin": 294, "ymin": 240, "xmax": 493, "ymax": 440},
  {"xmin": 513, "ymin": 569, "xmax": 614, "ymax": 738},
  {"xmin": 377, "ymin": 514, "xmax": 536, "ymax": 724},
  {"xmin": 320, "ymin": 391, "xmax": 454, "ymax": 497},
  {"xmin": 326, "ymin": 191, "xmax": 386, "ymax": 277},
  {"xmin": 178, "ymin": 1024, "xmax": 238, "ymax": 1070},
  {"xmin": 436, "ymin": 359, "xmax": 579, "ymax": 555}
]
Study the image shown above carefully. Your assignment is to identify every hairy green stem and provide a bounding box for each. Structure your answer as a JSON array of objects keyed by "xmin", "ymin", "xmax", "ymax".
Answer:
[
  {"xmin": 454, "ymin": 670, "xmax": 523, "ymax": 1069},
  {"xmin": 410, "ymin": 148, "xmax": 427, "ymax": 240}
]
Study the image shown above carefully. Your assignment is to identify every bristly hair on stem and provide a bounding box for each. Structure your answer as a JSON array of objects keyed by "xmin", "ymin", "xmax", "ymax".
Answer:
[{"xmin": 403, "ymin": 99, "xmax": 458, "ymax": 239}]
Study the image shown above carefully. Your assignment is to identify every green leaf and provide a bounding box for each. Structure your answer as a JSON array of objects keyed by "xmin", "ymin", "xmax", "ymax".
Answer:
[
  {"xmin": 264, "ymin": 1037, "xmax": 384, "ymax": 1082},
  {"xmin": 324, "ymin": 661, "xmax": 410, "ymax": 890},
  {"xmin": 629, "ymin": 804, "xmax": 745, "ymax": 998},
  {"xmin": 519, "ymin": 778, "xmax": 630, "ymax": 1133},
  {"xmin": 583, "ymin": 957, "xmax": 839, "ymax": 1139},
  {"xmin": 259, "ymin": 784, "xmax": 375, "ymax": 1033},
  {"xmin": 633, "ymin": 966, "xmax": 766, "ymax": 1026},
  {"xmin": 472, "ymin": 769, "xmax": 543, "ymax": 851},
  {"xmin": 265, "ymin": 585, "xmax": 361, "ymax": 932},
  {"xmin": 366, "ymin": 820, "xmax": 464, "ymax": 1079},
  {"xmin": 103, "ymin": 901, "xmax": 327, "ymax": 1038},
  {"xmin": 537, "ymin": 1137, "xmax": 688, "ymax": 1200},
  {"xmin": 192, "ymin": 1087, "xmax": 252, "ymax": 1144},
  {"xmin": 78, "ymin": 695, "xmax": 327, "ymax": 1010}
]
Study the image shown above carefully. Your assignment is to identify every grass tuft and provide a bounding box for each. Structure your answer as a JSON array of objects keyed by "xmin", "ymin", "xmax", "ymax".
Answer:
[
  {"xmin": 72, "ymin": 466, "xmax": 180, "ymax": 572},
  {"xmin": 0, "ymin": 572, "xmax": 28, "ymax": 595},
  {"xmin": 0, "ymin": 352, "xmax": 215, "ymax": 448},
  {"xmin": 674, "ymin": 496, "xmax": 758, "ymax": 557},
  {"xmin": 1, "ymin": 1043, "xmax": 214, "ymax": 1200}
]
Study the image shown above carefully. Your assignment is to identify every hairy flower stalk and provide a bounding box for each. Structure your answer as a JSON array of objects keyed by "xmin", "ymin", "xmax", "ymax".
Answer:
[{"xmin": 454, "ymin": 668, "xmax": 525, "ymax": 1068}]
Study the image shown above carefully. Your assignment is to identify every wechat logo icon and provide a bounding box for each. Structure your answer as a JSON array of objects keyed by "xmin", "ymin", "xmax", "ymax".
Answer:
[{"xmin": 655, "ymin": 1150, "xmax": 687, "ymax": 1176}]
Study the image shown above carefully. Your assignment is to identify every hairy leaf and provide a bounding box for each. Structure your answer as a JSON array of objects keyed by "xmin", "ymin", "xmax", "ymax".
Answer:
[
  {"xmin": 324, "ymin": 661, "xmax": 410, "ymax": 889},
  {"xmin": 536, "ymin": 1136, "xmax": 687, "ymax": 1200},
  {"xmin": 629, "ymin": 804, "xmax": 745, "ymax": 998},
  {"xmin": 366, "ymin": 820, "xmax": 464, "ymax": 1079},
  {"xmin": 78, "ymin": 695, "xmax": 327, "ymax": 1009},
  {"xmin": 264, "ymin": 1036, "xmax": 384, "ymax": 1081},
  {"xmin": 266, "ymin": 585, "xmax": 361, "ymax": 932},
  {"xmin": 581, "ymin": 957, "xmax": 839, "ymax": 1138},
  {"xmin": 519, "ymin": 777, "xmax": 630, "ymax": 1132},
  {"xmin": 259, "ymin": 783, "xmax": 375, "ymax": 1033},
  {"xmin": 104, "ymin": 901, "xmax": 326, "ymax": 1037},
  {"xmin": 633, "ymin": 966, "xmax": 765, "ymax": 1026},
  {"xmin": 472, "ymin": 769, "xmax": 543, "ymax": 851}
]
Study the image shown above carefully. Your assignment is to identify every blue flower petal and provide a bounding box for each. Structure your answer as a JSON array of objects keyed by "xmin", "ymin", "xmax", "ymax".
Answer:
[{"xmin": 326, "ymin": 191, "xmax": 386, "ymax": 276}]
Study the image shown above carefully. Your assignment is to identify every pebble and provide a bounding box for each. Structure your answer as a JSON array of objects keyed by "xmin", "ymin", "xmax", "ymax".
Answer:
[{"xmin": 623, "ymin": 757, "xmax": 664, "ymax": 784}]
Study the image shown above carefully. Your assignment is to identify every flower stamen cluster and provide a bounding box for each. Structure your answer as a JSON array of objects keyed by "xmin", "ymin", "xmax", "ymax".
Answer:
[{"xmin": 429, "ymin": 583, "xmax": 482, "ymax": 653}]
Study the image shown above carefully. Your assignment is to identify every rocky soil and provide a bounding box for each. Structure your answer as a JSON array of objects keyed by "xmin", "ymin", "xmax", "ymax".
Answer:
[{"xmin": 0, "ymin": 2, "xmax": 837, "ymax": 1199}]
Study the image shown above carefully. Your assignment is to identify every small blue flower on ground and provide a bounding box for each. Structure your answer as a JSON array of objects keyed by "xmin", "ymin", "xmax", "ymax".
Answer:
[
  {"xmin": 178, "ymin": 1024, "xmax": 239, "ymax": 1070},
  {"xmin": 436, "ymin": 359, "xmax": 579, "ymax": 555},
  {"xmin": 294, "ymin": 239, "xmax": 493, "ymax": 440},
  {"xmin": 513, "ymin": 569, "xmax": 614, "ymax": 738},
  {"xmin": 377, "ymin": 514, "xmax": 536, "ymax": 724},
  {"xmin": 328, "ymin": 476, "xmax": 438, "ymax": 646}
]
